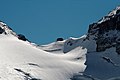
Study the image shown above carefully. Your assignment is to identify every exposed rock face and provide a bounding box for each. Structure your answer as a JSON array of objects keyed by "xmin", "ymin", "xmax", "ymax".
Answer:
[
  {"xmin": 88, "ymin": 6, "xmax": 120, "ymax": 54},
  {"xmin": 56, "ymin": 38, "xmax": 64, "ymax": 41},
  {"xmin": 0, "ymin": 27, "xmax": 5, "ymax": 34},
  {"xmin": 0, "ymin": 21, "xmax": 28, "ymax": 42},
  {"xmin": 0, "ymin": 21, "xmax": 16, "ymax": 35},
  {"xmin": 18, "ymin": 34, "xmax": 27, "ymax": 41}
]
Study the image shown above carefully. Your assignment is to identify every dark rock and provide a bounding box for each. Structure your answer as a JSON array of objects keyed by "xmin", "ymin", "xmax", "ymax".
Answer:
[
  {"xmin": 116, "ymin": 40, "xmax": 120, "ymax": 54},
  {"xmin": 18, "ymin": 34, "xmax": 27, "ymax": 41},
  {"xmin": 87, "ymin": 7, "xmax": 120, "ymax": 54},
  {"xmin": 116, "ymin": 44, "xmax": 120, "ymax": 54},
  {"xmin": 56, "ymin": 38, "xmax": 64, "ymax": 41},
  {"xmin": 116, "ymin": 9, "xmax": 120, "ymax": 15},
  {"xmin": 67, "ymin": 41, "xmax": 73, "ymax": 46},
  {"xmin": 88, "ymin": 23, "xmax": 98, "ymax": 35},
  {"xmin": 0, "ymin": 27, "xmax": 5, "ymax": 34}
]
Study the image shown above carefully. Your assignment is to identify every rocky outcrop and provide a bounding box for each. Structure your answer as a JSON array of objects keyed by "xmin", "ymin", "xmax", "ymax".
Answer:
[
  {"xmin": 56, "ymin": 38, "xmax": 64, "ymax": 41},
  {"xmin": 88, "ymin": 6, "xmax": 120, "ymax": 54},
  {"xmin": 0, "ymin": 27, "xmax": 5, "ymax": 34},
  {"xmin": 0, "ymin": 21, "xmax": 29, "ymax": 42},
  {"xmin": 18, "ymin": 34, "xmax": 28, "ymax": 41},
  {"xmin": 0, "ymin": 21, "xmax": 16, "ymax": 35}
]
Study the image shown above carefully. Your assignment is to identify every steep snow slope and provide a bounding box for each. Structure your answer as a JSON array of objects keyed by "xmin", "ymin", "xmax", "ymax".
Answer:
[
  {"xmin": 0, "ymin": 30, "xmax": 87, "ymax": 80},
  {"xmin": 84, "ymin": 47, "xmax": 120, "ymax": 80}
]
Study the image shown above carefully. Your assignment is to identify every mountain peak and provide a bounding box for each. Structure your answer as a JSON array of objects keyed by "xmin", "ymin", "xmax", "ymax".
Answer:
[
  {"xmin": 88, "ymin": 6, "xmax": 120, "ymax": 35},
  {"xmin": 108, "ymin": 6, "xmax": 120, "ymax": 16},
  {"xmin": 87, "ymin": 6, "xmax": 120, "ymax": 53},
  {"xmin": 97, "ymin": 6, "xmax": 120, "ymax": 24},
  {"xmin": 0, "ymin": 21, "xmax": 28, "ymax": 41},
  {"xmin": 0, "ymin": 21, "xmax": 17, "ymax": 36}
]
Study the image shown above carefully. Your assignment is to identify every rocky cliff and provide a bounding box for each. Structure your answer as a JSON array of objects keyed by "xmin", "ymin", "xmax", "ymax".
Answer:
[{"xmin": 88, "ymin": 6, "xmax": 120, "ymax": 54}]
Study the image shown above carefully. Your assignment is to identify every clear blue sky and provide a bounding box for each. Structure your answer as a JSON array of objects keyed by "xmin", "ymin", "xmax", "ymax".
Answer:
[{"xmin": 0, "ymin": 0, "xmax": 119, "ymax": 44}]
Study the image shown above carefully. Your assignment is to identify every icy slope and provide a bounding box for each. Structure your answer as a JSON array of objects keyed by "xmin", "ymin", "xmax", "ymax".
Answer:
[{"xmin": 0, "ymin": 33, "xmax": 87, "ymax": 80}]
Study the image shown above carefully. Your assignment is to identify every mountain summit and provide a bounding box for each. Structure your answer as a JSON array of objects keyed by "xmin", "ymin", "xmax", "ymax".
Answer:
[
  {"xmin": 88, "ymin": 6, "xmax": 120, "ymax": 54},
  {"xmin": 0, "ymin": 21, "xmax": 16, "ymax": 35},
  {"xmin": 0, "ymin": 6, "xmax": 120, "ymax": 80},
  {"xmin": 0, "ymin": 21, "xmax": 28, "ymax": 41}
]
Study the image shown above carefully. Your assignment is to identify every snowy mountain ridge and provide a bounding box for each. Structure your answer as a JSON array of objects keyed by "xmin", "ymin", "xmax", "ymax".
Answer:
[
  {"xmin": 0, "ymin": 21, "xmax": 17, "ymax": 35},
  {"xmin": 98, "ymin": 6, "xmax": 120, "ymax": 24},
  {"xmin": 40, "ymin": 6, "xmax": 120, "ymax": 80},
  {"xmin": 0, "ymin": 29, "xmax": 87, "ymax": 80},
  {"xmin": 0, "ymin": 6, "xmax": 120, "ymax": 80},
  {"xmin": 0, "ymin": 20, "xmax": 87, "ymax": 80}
]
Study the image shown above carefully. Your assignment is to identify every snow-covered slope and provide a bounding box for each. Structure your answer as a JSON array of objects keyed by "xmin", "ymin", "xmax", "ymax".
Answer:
[
  {"xmin": 39, "ymin": 40, "xmax": 65, "ymax": 53},
  {"xmin": 40, "ymin": 6, "xmax": 120, "ymax": 80},
  {"xmin": 0, "ymin": 21, "xmax": 87, "ymax": 80},
  {"xmin": 1, "ymin": 6, "xmax": 120, "ymax": 80}
]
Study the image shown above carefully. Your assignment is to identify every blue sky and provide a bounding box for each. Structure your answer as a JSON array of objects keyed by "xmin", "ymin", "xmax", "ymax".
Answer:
[{"xmin": 0, "ymin": 0, "xmax": 119, "ymax": 44}]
